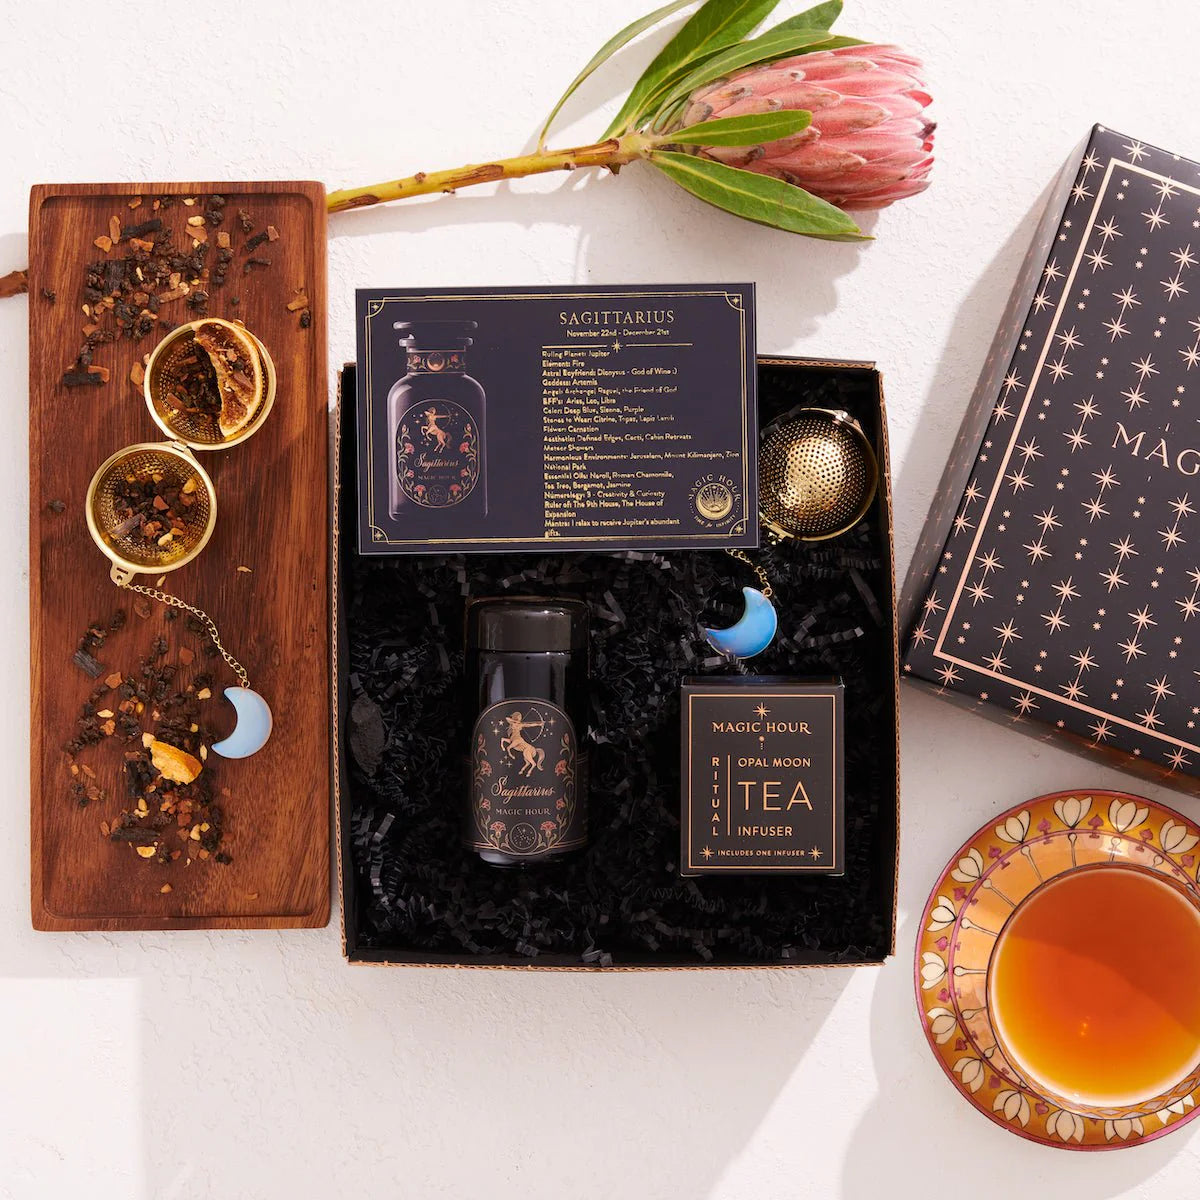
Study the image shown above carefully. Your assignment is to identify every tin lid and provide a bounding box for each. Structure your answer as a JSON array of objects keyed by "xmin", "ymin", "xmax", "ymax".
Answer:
[
  {"xmin": 467, "ymin": 597, "xmax": 589, "ymax": 653},
  {"xmin": 394, "ymin": 320, "xmax": 477, "ymax": 351}
]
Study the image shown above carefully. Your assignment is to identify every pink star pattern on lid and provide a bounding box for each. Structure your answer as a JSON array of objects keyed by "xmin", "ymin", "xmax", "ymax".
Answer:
[{"xmin": 905, "ymin": 127, "xmax": 1200, "ymax": 779}]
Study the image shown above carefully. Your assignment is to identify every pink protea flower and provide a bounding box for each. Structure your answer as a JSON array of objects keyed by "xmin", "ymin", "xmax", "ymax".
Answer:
[
  {"xmin": 328, "ymin": 7, "xmax": 928, "ymax": 240},
  {"xmin": 676, "ymin": 44, "xmax": 934, "ymax": 210}
]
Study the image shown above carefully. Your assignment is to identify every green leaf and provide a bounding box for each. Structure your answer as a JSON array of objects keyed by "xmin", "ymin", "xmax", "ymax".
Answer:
[
  {"xmin": 643, "ymin": 0, "xmax": 849, "ymax": 131},
  {"xmin": 667, "ymin": 110, "xmax": 811, "ymax": 147},
  {"xmin": 784, "ymin": 0, "xmax": 843, "ymax": 31},
  {"xmin": 653, "ymin": 29, "xmax": 864, "ymax": 124},
  {"xmin": 603, "ymin": 0, "xmax": 787, "ymax": 138},
  {"xmin": 648, "ymin": 149, "xmax": 866, "ymax": 240},
  {"xmin": 536, "ymin": 0, "xmax": 699, "ymax": 150}
]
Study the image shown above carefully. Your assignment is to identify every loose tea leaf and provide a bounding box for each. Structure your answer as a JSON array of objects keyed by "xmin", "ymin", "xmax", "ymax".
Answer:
[
  {"xmin": 111, "ymin": 464, "xmax": 199, "ymax": 551},
  {"xmin": 68, "ymin": 621, "xmax": 235, "ymax": 868},
  {"xmin": 56, "ymin": 194, "xmax": 285, "ymax": 392}
]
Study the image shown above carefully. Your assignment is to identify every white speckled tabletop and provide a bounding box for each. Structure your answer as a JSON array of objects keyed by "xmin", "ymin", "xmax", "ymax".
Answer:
[{"xmin": 4, "ymin": 1, "xmax": 1200, "ymax": 1195}]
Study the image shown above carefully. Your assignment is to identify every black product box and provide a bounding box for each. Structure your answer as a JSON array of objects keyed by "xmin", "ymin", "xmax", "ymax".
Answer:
[
  {"xmin": 355, "ymin": 284, "xmax": 757, "ymax": 554},
  {"xmin": 903, "ymin": 125, "xmax": 1200, "ymax": 794},
  {"xmin": 680, "ymin": 676, "xmax": 845, "ymax": 877},
  {"xmin": 334, "ymin": 357, "xmax": 899, "ymax": 969}
]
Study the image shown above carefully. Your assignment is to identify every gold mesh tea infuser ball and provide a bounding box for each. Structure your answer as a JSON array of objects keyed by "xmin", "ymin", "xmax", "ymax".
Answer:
[
  {"xmin": 144, "ymin": 317, "xmax": 276, "ymax": 449},
  {"xmin": 705, "ymin": 410, "xmax": 878, "ymax": 659},
  {"xmin": 86, "ymin": 441, "xmax": 216, "ymax": 578},
  {"xmin": 84, "ymin": 442, "xmax": 273, "ymax": 759},
  {"xmin": 759, "ymin": 408, "xmax": 879, "ymax": 541}
]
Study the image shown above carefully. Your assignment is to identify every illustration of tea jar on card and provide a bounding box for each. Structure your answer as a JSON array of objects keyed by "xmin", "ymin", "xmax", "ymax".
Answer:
[
  {"xmin": 387, "ymin": 320, "xmax": 486, "ymax": 518},
  {"xmin": 465, "ymin": 598, "xmax": 589, "ymax": 868}
]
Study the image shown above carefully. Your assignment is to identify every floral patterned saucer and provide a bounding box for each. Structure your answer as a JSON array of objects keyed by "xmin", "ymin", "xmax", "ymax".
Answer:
[{"xmin": 916, "ymin": 789, "xmax": 1200, "ymax": 1151}]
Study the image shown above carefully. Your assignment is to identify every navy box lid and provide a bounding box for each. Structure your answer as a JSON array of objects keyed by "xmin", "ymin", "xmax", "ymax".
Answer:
[{"xmin": 903, "ymin": 126, "xmax": 1200, "ymax": 792}]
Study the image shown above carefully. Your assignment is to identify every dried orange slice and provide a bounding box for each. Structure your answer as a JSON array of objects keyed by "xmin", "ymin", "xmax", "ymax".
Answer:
[
  {"xmin": 149, "ymin": 739, "xmax": 203, "ymax": 784},
  {"xmin": 193, "ymin": 320, "xmax": 264, "ymax": 439}
]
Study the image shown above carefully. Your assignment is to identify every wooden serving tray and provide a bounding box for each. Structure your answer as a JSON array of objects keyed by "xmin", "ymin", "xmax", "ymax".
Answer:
[{"xmin": 29, "ymin": 181, "xmax": 329, "ymax": 929}]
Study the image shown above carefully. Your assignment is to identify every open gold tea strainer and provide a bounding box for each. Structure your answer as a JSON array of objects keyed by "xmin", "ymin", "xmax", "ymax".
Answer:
[
  {"xmin": 144, "ymin": 316, "xmax": 276, "ymax": 449},
  {"xmin": 759, "ymin": 408, "xmax": 879, "ymax": 542},
  {"xmin": 86, "ymin": 440, "xmax": 217, "ymax": 584}
]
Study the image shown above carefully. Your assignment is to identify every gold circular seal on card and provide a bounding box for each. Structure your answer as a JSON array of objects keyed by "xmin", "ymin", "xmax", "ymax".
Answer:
[{"xmin": 695, "ymin": 480, "xmax": 735, "ymax": 521}]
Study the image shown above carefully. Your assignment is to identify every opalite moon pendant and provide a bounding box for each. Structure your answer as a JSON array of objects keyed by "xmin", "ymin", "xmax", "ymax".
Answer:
[
  {"xmin": 211, "ymin": 687, "xmax": 274, "ymax": 759},
  {"xmin": 702, "ymin": 587, "xmax": 778, "ymax": 660}
]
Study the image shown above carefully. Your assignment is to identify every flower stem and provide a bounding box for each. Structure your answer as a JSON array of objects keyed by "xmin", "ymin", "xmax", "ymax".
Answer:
[{"xmin": 326, "ymin": 134, "xmax": 652, "ymax": 214}]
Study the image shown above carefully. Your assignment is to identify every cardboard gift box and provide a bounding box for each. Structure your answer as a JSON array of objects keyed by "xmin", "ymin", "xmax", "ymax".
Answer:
[
  {"xmin": 333, "ymin": 357, "xmax": 900, "ymax": 969},
  {"xmin": 903, "ymin": 125, "xmax": 1200, "ymax": 795}
]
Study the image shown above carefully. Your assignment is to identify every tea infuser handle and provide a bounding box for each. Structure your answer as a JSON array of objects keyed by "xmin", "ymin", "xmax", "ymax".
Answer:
[{"xmin": 111, "ymin": 576, "xmax": 250, "ymax": 690}]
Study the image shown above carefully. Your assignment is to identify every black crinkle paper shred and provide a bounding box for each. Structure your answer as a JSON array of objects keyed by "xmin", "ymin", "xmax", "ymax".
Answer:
[{"xmin": 342, "ymin": 366, "xmax": 896, "ymax": 966}]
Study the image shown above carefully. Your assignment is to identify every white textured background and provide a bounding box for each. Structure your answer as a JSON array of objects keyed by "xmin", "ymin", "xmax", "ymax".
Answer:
[{"xmin": 3, "ymin": 1, "xmax": 1200, "ymax": 1196}]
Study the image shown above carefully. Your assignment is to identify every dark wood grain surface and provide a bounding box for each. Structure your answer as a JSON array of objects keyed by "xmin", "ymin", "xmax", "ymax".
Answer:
[{"xmin": 29, "ymin": 181, "xmax": 329, "ymax": 930}]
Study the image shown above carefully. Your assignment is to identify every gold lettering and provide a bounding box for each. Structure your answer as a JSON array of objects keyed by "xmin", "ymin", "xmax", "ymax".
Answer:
[
  {"xmin": 1113, "ymin": 423, "xmax": 1144, "ymax": 456},
  {"xmin": 1147, "ymin": 437, "xmax": 1171, "ymax": 468},
  {"xmin": 787, "ymin": 780, "xmax": 814, "ymax": 810}
]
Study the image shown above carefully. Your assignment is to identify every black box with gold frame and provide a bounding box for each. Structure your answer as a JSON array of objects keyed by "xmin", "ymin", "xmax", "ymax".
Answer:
[
  {"xmin": 333, "ymin": 357, "xmax": 899, "ymax": 969},
  {"xmin": 680, "ymin": 676, "xmax": 845, "ymax": 878}
]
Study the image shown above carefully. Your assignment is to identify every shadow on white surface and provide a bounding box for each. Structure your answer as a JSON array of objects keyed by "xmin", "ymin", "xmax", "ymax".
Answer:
[
  {"xmin": 0, "ymin": 979, "xmax": 141, "ymax": 1196},
  {"xmin": 0, "ymin": 932, "xmax": 851, "ymax": 1198},
  {"xmin": 842, "ymin": 913, "xmax": 1185, "ymax": 1196},
  {"xmin": 328, "ymin": 172, "xmax": 868, "ymax": 349},
  {"xmin": 889, "ymin": 178, "xmax": 1060, "ymax": 573}
]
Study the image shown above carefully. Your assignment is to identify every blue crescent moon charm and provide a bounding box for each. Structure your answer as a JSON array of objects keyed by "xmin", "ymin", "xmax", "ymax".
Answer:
[
  {"xmin": 211, "ymin": 687, "xmax": 273, "ymax": 759},
  {"xmin": 702, "ymin": 587, "xmax": 778, "ymax": 659}
]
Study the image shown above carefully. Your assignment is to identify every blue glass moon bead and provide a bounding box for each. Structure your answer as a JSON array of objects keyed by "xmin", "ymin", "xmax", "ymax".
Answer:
[
  {"xmin": 211, "ymin": 687, "xmax": 274, "ymax": 759},
  {"xmin": 702, "ymin": 587, "xmax": 778, "ymax": 659}
]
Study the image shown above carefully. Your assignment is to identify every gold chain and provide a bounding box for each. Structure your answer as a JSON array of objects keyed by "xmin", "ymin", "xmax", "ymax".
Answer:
[
  {"xmin": 725, "ymin": 549, "xmax": 774, "ymax": 600},
  {"xmin": 117, "ymin": 580, "xmax": 250, "ymax": 689}
]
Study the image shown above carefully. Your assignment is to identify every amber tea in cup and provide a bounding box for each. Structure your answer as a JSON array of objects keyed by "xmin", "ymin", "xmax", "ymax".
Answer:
[{"xmin": 989, "ymin": 865, "xmax": 1200, "ymax": 1112}]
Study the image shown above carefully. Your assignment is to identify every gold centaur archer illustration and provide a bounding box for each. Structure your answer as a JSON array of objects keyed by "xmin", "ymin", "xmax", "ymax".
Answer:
[
  {"xmin": 420, "ymin": 407, "xmax": 451, "ymax": 454},
  {"xmin": 501, "ymin": 711, "xmax": 546, "ymax": 777}
]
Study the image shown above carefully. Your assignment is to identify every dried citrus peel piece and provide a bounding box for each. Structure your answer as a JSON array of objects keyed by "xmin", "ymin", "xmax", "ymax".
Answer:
[
  {"xmin": 192, "ymin": 320, "xmax": 264, "ymax": 438},
  {"xmin": 150, "ymin": 739, "xmax": 203, "ymax": 784}
]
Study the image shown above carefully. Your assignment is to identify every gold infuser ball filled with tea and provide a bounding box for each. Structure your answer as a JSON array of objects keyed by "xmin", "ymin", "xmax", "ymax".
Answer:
[
  {"xmin": 144, "ymin": 317, "xmax": 276, "ymax": 449},
  {"xmin": 85, "ymin": 441, "xmax": 217, "ymax": 584},
  {"xmin": 759, "ymin": 408, "xmax": 879, "ymax": 541}
]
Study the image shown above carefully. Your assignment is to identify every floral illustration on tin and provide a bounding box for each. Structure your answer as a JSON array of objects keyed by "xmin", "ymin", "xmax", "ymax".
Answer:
[
  {"xmin": 396, "ymin": 400, "xmax": 480, "ymax": 508},
  {"xmin": 471, "ymin": 701, "xmax": 580, "ymax": 855}
]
